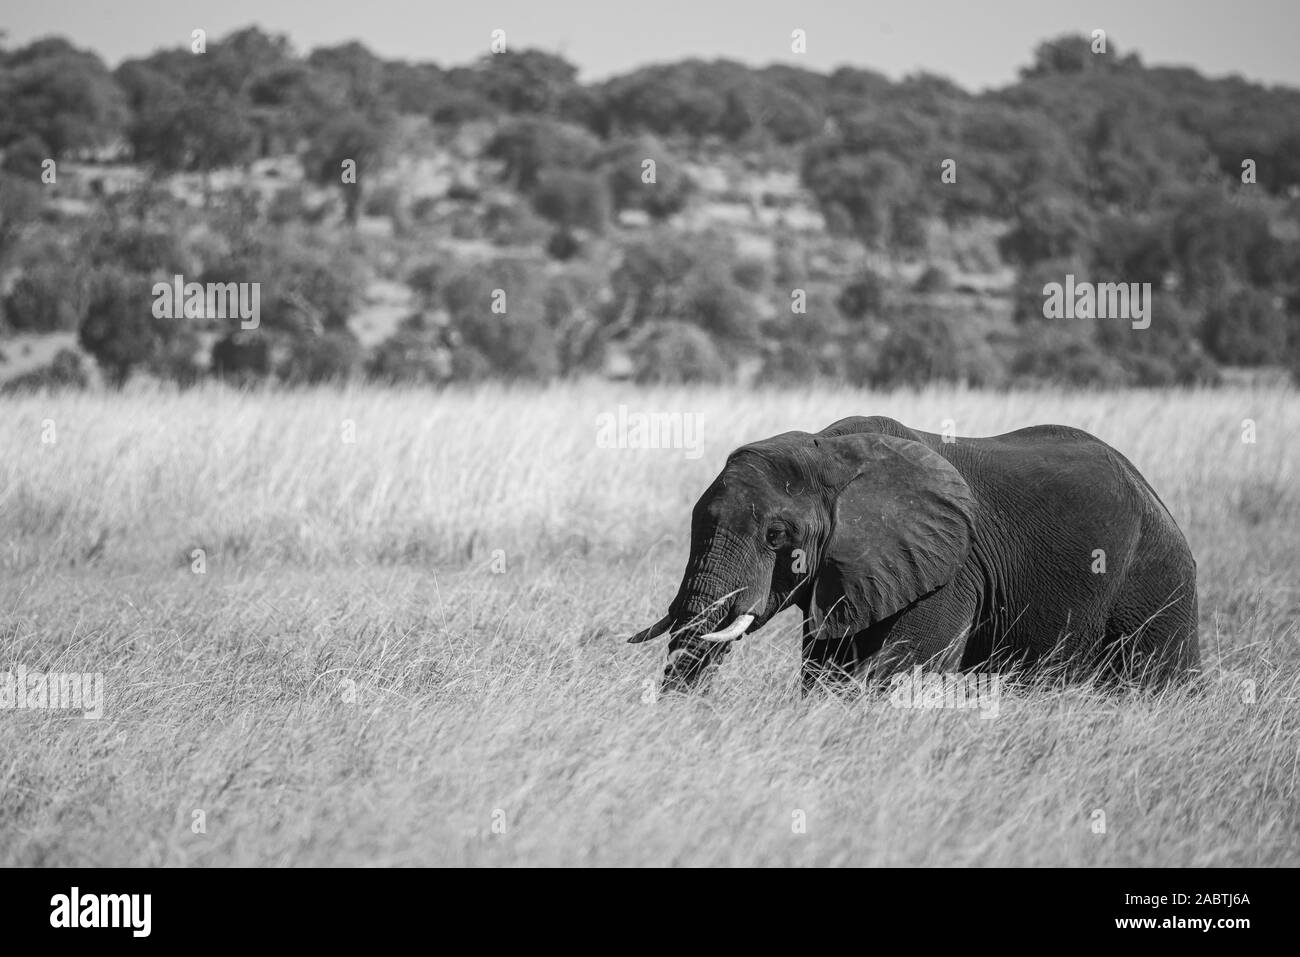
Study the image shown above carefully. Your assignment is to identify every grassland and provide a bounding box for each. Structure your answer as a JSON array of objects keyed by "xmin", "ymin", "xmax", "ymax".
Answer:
[{"xmin": 1, "ymin": 383, "xmax": 1297, "ymax": 865}]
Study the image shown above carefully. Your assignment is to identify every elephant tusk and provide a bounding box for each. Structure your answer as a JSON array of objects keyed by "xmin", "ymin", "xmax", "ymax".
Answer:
[
  {"xmin": 666, "ymin": 647, "xmax": 694, "ymax": 667},
  {"xmin": 697, "ymin": 614, "xmax": 755, "ymax": 642}
]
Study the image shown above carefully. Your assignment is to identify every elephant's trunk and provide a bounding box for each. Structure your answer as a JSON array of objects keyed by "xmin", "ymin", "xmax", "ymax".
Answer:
[{"xmin": 656, "ymin": 526, "xmax": 772, "ymax": 690}]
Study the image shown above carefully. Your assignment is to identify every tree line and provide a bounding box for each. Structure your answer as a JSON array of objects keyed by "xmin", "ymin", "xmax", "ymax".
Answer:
[{"xmin": 2, "ymin": 29, "xmax": 1299, "ymax": 388}]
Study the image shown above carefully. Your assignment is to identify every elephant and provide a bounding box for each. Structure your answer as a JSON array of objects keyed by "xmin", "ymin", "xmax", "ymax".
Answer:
[{"xmin": 628, "ymin": 415, "xmax": 1199, "ymax": 694}]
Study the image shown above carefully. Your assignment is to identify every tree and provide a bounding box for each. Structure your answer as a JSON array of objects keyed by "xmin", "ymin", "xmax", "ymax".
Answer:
[
  {"xmin": 439, "ymin": 262, "xmax": 560, "ymax": 381},
  {"xmin": 1019, "ymin": 34, "xmax": 1138, "ymax": 79},
  {"xmin": 115, "ymin": 62, "xmax": 192, "ymax": 170},
  {"xmin": 306, "ymin": 41, "xmax": 388, "ymax": 113},
  {"xmin": 278, "ymin": 330, "xmax": 362, "ymax": 383},
  {"xmin": 303, "ymin": 113, "xmax": 387, "ymax": 223},
  {"xmin": 802, "ymin": 148, "xmax": 930, "ymax": 252},
  {"xmin": 202, "ymin": 239, "xmax": 365, "ymax": 335},
  {"xmin": 596, "ymin": 62, "xmax": 730, "ymax": 139},
  {"xmin": 1095, "ymin": 296, "xmax": 1219, "ymax": 385},
  {"xmin": 837, "ymin": 268, "xmax": 889, "ymax": 320},
  {"xmin": 0, "ymin": 173, "xmax": 44, "ymax": 265},
  {"xmin": 600, "ymin": 135, "xmax": 694, "ymax": 220},
  {"xmin": 78, "ymin": 271, "xmax": 177, "ymax": 386},
  {"xmin": 245, "ymin": 61, "xmax": 334, "ymax": 153},
  {"xmin": 606, "ymin": 232, "xmax": 704, "ymax": 323},
  {"xmin": 746, "ymin": 81, "xmax": 823, "ymax": 143},
  {"xmin": 381, "ymin": 60, "xmax": 446, "ymax": 115},
  {"xmin": 629, "ymin": 321, "xmax": 727, "ymax": 383},
  {"xmin": 0, "ymin": 38, "xmax": 128, "ymax": 156},
  {"xmin": 3, "ymin": 265, "xmax": 82, "ymax": 332},
  {"xmin": 1165, "ymin": 189, "xmax": 1278, "ymax": 300},
  {"xmin": 1, "ymin": 134, "xmax": 51, "ymax": 178},
  {"xmin": 477, "ymin": 49, "xmax": 579, "ymax": 115},
  {"xmin": 367, "ymin": 325, "xmax": 452, "ymax": 384},
  {"xmin": 484, "ymin": 118, "xmax": 600, "ymax": 194},
  {"xmin": 1202, "ymin": 286, "xmax": 1288, "ymax": 365},
  {"xmin": 211, "ymin": 331, "xmax": 271, "ymax": 382},
  {"xmin": 678, "ymin": 264, "xmax": 757, "ymax": 350},
  {"xmin": 532, "ymin": 170, "xmax": 610, "ymax": 233},
  {"xmin": 1009, "ymin": 324, "xmax": 1130, "ymax": 387},
  {"xmin": 871, "ymin": 308, "xmax": 1006, "ymax": 388},
  {"xmin": 1021, "ymin": 35, "xmax": 1093, "ymax": 78},
  {"xmin": 998, "ymin": 188, "xmax": 1096, "ymax": 266},
  {"xmin": 1, "ymin": 348, "xmax": 88, "ymax": 393},
  {"xmin": 115, "ymin": 62, "xmax": 257, "ymax": 182}
]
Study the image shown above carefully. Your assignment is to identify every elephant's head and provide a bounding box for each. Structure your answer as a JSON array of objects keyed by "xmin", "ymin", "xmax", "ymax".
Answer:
[{"xmin": 628, "ymin": 429, "xmax": 976, "ymax": 692}]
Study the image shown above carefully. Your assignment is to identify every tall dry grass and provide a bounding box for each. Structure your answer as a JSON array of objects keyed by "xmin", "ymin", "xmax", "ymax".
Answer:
[{"xmin": 0, "ymin": 383, "xmax": 1296, "ymax": 864}]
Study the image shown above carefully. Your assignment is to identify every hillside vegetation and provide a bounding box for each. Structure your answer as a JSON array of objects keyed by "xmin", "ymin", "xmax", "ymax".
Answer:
[{"xmin": 2, "ymin": 31, "xmax": 1300, "ymax": 389}]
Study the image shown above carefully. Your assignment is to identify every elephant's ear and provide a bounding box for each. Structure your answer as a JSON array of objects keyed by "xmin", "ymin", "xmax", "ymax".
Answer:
[{"xmin": 809, "ymin": 433, "xmax": 976, "ymax": 641}]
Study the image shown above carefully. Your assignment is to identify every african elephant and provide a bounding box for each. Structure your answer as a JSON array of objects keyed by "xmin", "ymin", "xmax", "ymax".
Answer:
[{"xmin": 628, "ymin": 415, "xmax": 1199, "ymax": 694}]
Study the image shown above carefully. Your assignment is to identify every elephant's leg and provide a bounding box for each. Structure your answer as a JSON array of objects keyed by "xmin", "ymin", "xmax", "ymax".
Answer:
[
  {"xmin": 1103, "ymin": 556, "xmax": 1200, "ymax": 688},
  {"xmin": 1087, "ymin": 508, "xmax": 1200, "ymax": 688},
  {"xmin": 859, "ymin": 576, "xmax": 980, "ymax": 682}
]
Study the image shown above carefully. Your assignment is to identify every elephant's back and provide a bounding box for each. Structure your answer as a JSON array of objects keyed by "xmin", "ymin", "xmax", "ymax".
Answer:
[
  {"xmin": 942, "ymin": 424, "xmax": 1131, "ymax": 496},
  {"xmin": 978, "ymin": 425, "xmax": 1186, "ymax": 535},
  {"xmin": 823, "ymin": 416, "xmax": 1185, "ymax": 546},
  {"xmin": 946, "ymin": 425, "xmax": 1192, "ymax": 568}
]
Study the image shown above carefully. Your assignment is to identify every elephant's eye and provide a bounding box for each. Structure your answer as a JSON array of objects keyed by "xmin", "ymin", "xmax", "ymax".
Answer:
[{"xmin": 765, "ymin": 527, "xmax": 784, "ymax": 548}]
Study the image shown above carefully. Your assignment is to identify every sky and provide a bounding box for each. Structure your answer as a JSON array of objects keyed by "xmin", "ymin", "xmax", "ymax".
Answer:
[{"xmin": 3, "ymin": 0, "xmax": 1298, "ymax": 90}]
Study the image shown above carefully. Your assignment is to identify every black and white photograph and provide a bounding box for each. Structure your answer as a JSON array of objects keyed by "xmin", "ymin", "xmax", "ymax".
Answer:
[{"xmin": 0, "ymin": 0, "xmax": 1296, "ymax": 897}]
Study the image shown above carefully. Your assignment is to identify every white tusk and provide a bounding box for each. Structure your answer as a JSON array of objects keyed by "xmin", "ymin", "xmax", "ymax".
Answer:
[
  {"xmin": 696, "ymin": 614, "xmax": 755, "ymax": 642},
  {"xmin": 666, "ymin": 647, "xmax": 693, "ymax": 667}
]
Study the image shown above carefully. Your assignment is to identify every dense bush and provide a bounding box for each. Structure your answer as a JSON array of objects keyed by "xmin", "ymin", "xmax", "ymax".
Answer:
[
  {"xmin": 1010, "ymin": 324, "xmax": 1131, "ymax": 388},
  {"xmin": 2, "ymin": 265, "xmax": 82, "ymax": 332},
  {"xmin": 913, "ymin": 264, "xmax": 954, "ymax": 294},
  {"xmin": 1200, "ymin": 286, "xmax": 1287, "ymax": 366},
  {"xmin": 545, "ymin": 229, "xmax": 582, "ymax": 261},
  {"xmin": 148, "ymin": 326, "xmax": 204, "ymax": 385},
  {"xmin": 1095, "ymin": 297, "xmax": 1220, "ymax": 386},
  {"xmin": 837, "ymin": 267, "xmax": 889, "ymax": 320},
  {"xmin": 677, "ymin": 265, "xmax": 758, "ymax": 349},
  {"xmin": 302, "ymin": 112, "xmax": 389, "ymax": 223},
  {"xmin": 481, "ymin": 200, "xmax": 552, "ymax": 247},
  {"xmin": 1, "ymin": 134, "xmax": 52, "ymax": 179},
  {"xmin": 629, "ymin": 320, "xmax": 728, "ymax": 383},
  {"xmin": 531, "ymin": 170, "xmax": 610, "ymax": 233},
  {"xmin": 366, "ymin": 326, "xmax": 452, "ymax": 384},
  {"xmin": 731, "ymin": 256, "xmax": 768, "ymax": 292},
  {"xmin": 77, "ymin": 270, "xmax": 177, "ymax": 385},
  {"xmin": 4, "ymin": 26, "xmax": 1300, "ymax": 393},
  {"xmin": 868, "ymin": 307, "xmax": 1006, "ymax": 388},
  {"xmin": 278, "ymin": 330, "xmax": 363, "ymax": 383},
  {"xmin": 802, "ymin": 148, "xmax": 930, "ymax": 252},
  {"xmin": 0, "ymin": 348, "xmax": 88, "ymax": 392},
  {"xmin": 82, "ymin": 221, "xmax": 191, "ymax": 275},
  {"xmin": 211, "ymin": 331, "xmax": 272, "ymax": 382},
  {"xmin": 438, "ymin": 261, "xmax": 561, "ymax": 381},
  {"xmin": 998, "ymin": 189, "xmax": 1096, "ymax": 266},
  {"xmin": 202, "ymin": 240, "xmax": 366, "ymax": 334},
  {"xmin": 600, "ymin": 135, "xmax": 694, "ymax": 220},
  {"xmin": 762, "ymin": 291, "xmax": 850, "ymax": 383},
  {"xmin": 484, "ymin": 118, "xmax": 600, "ymax": 194}
]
